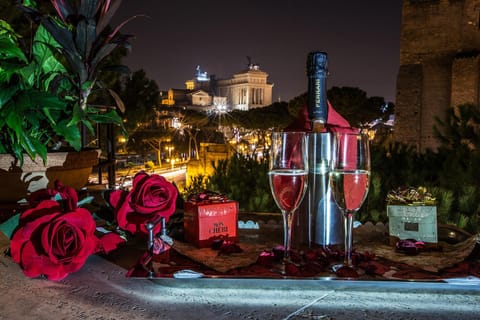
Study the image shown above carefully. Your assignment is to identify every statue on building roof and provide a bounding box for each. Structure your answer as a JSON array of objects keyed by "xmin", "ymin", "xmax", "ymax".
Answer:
[
  {"xmin": 246, "ymin": 56, "xmax": 260, "ymax": 70},
  {"xmin": 195, "ymin": 65, "xmax": 209, "ymax": 81}
]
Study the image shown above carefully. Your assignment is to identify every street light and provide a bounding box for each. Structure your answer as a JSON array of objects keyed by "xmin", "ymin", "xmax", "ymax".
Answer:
[
  {"xmin": 118, "ymin": 136, "xmax": 126, "ymax": 153},
  {"xmin": 165, "ymin": 146, "xmax": 174, "ymax": 162}
]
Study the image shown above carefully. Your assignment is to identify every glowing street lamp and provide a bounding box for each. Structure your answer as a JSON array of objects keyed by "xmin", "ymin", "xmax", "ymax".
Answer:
[
  {"xmin": 165, "ymin": 146, "xmax": 174, "ymax": 159},
  {"xmin": 117, "ymin": 136, "xmax": 127, "ymax": 153}
]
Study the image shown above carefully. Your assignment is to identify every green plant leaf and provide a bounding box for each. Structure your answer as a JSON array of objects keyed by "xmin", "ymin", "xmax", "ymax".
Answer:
[
  {"xmin": 66, "ymin": 103, "xmax": 84, "ymax": 128},
  {"xmin": 21, "ymin": 0, "xmax": 37, "ymax": 8},
  {"xmin": 81, "ymin": 118, "xmax": 95, "ymax": 136},
  {"xmin": 41, "ymin": 16, "xmax": 87, "ymax": 83},
  {"xmin": 0, "ymin": 20, "xmax": 20, "ymax": 36},
  {"xmin": 0, "ymin": 84, "xmax": 20, "ymax": 107},
  {"xmin": 17, "ymin": 63, "xmax": 36, "ymax": 87},
  {"xmin": 21, "ymin": 130, "xmax": 48, "ymax": 163},
  {"xmin": 0, "ymin": 61, "xmax": 22, "ymax": 83},
  {"xmin": 55, "ymin": 119, "xmax": 82, "ymax": 151},
  {"xmin": 41, "ymin": 16, "xmax": 77, "ymax": 56},
  {"xmin": 28, "ymin": 90, "xmax": 67, "ymax": 110},
  {"xmin": 0, "ymin": 37, "xmax": 28, "ymax": 62},
  {"xmin": 88, "ymin": 109, "xmax": 124, "ymax": 125},
  {"xmin": 14, "ymin": 126, "xmax": 44, "ymax": 164},
  {"xmin": 5, "ymin": 108, "xmax": 23, "ymax": 136},
  {"xmin": 33, "ymin": 25, "xmax": 67, "ymax": 81},
  {"xmin": 0, "ymin": 213, "xmax": 20, "ymax": 239}
]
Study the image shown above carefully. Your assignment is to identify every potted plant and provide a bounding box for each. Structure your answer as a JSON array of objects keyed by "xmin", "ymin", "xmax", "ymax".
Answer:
[{"xmin": 0, "ymin": 0, "xmax": 133, "ymax": 202}]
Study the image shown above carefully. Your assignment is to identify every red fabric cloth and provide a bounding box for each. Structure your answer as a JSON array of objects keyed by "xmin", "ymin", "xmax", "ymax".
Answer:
[{"xmin": 287, "ymin": 101, "xmax": 355, "ymax": 132}]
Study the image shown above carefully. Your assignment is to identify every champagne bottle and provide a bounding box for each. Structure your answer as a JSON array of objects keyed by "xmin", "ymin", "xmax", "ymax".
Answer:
[
  {"xmin": 307, "ymin": 51, "xmax": 329, "ymax": 132},
  {"xmin": 305, "ymin": 51, "xmax": 344, "ymax": 247}
]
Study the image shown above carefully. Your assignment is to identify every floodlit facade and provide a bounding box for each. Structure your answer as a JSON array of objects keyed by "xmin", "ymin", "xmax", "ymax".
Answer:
[
  {"xmin": 216, "ymin": 63, "xmax": 274, "ymax": 111},
  {"xmin": 161, "ymin": 63, "xmax": 273, "ymax": 111}
]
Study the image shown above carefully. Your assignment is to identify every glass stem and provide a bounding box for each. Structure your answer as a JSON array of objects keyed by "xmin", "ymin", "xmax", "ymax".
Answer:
[
  {"xmin": 343, "ymin": 211, "xmax": 354, "ymax": 267},
  {"xmin": 282, "ymin": 210, "xmax": 294, "ymax": 262}
]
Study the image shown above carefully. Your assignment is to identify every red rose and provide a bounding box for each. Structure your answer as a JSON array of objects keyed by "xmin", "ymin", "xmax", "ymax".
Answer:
[
  {"xmin": 10, "ymin": 200, "xmax": 99, "ymax": 281},
  {"xmin": 109, "ymin": 171, "xmax": 178, "ymax": 235}
]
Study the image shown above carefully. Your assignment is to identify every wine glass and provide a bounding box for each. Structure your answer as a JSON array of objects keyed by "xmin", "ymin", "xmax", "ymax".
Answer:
[
  {"xmin": 268, "ymin": 131, "xmax": 308, "ymax": 273},
  {"xmin": 330, "ymin": 132, "xmax": 370, "ymax": 268}
]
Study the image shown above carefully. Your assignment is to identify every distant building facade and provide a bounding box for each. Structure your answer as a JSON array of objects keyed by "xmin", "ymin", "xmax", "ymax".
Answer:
[
  {"xmin": 161, "ymin": 62, "xmax": 274, "ymax": 112},
  {"xmin": 394, "ymin": 0, "xmax": 480, "ymax": 151},
  {"xmin": 216, "ymin": 63, "xmax": 274, "ymax": 111}
]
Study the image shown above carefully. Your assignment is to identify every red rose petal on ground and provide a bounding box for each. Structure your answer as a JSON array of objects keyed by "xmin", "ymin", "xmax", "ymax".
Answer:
[
  {"xmin": 285, "ymin": 262, "xmax": 300, "ymax": 276},
  {"xmin": 335, "ymin": 266, "xmax": 359, "ymax": 278},
  {"xmin": 257, "ymin": 251, "xmax": 274, "ymax": 267}
]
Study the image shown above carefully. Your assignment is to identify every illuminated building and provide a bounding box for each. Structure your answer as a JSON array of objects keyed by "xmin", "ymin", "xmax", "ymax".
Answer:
[
  {"xmin": 161, "ymin": 61, "xmax": 273, "ymax": 112},
  {"xmin": 216, "ymin": 61, "xmax": 274, "ymax": 111}
]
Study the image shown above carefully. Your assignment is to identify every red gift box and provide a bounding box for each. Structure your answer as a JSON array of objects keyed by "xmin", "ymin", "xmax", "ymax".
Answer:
[{"xmin": 184, "ymin": 199, "xmax": 238, "ymax": 248}]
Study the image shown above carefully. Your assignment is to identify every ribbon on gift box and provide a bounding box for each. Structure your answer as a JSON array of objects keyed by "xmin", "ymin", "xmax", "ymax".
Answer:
[{"xmin": 187, "ymin": 190, "xmax": 229, "ymax": 204}]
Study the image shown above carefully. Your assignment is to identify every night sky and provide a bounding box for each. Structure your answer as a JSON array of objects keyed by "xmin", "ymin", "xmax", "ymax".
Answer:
[{"xmin": 114, "ymin": 1, "xmax": 402, "ymax": 103}]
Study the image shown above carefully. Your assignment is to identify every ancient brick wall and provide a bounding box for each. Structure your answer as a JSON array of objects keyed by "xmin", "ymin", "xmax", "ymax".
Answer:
[
  {"xmin": 395, "ymin": 0, "xmax": 480, "ymax": 151},
  {"xmin": 395, "ymin": 64, "xmax": 423, "ymax": 149},
  {"xmin": 451, "ymin": 55, "xmax": 480, "ymax": 107}
]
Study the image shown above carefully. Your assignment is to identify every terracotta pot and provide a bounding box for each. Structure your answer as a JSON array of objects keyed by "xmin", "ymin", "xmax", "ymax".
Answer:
[{"xmin": 0, "ymin": 149, "xmax": 100, "ymax": 203}]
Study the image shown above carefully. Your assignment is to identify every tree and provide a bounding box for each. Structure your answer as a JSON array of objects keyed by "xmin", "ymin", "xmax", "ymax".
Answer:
[
  {"xmin": 282, "ymin": 87, "xmax": 393, "ymax": 128},
  {"xmin": 223, "ymin": 102, "xmax": 294, "ymax": 153},
  {"xmin": 327, "ymin": 86, "xmax": 388, "ymax": 126},
  {"xmin": 433, "ymin": 104, "xmax": 480, "ymax": 194},
  {"xmin": 177, "ymin": 109, "xmax": 211, "ymax": 160},
  {"xmin": 119, "ymin": 69, "xmax": 160, "ymax": 133},
  {"xmin": 126, "ymin": 127, "xmax": 171, "ymax": 165}
]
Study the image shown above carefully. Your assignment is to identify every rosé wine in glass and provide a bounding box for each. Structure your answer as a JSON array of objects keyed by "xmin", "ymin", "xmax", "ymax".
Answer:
[
  {"xmin": 269, "ymin": 169, "xmax": 308, "ymax": 213},
  {"xmin": 330, "ymin": 132, "xmax": 370, "ymax": 269},
  {"xmin": 268, "ymin": 131, "xmax": 308, "ymax": 274}
]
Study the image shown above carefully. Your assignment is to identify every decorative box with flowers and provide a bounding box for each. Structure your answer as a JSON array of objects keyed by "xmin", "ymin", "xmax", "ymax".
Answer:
[
  {"xmin": 184, "ymin": 192, "xmax": 238, "ymax": 248},
  {"xmin": 386, "ymin": 186, "xmax": 438, "ymax": 244}
]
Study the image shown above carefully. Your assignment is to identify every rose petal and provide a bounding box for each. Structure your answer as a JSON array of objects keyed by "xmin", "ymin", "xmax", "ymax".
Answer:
[
  {"xmin": 108, "ymin": 189, "xmax": 128, "ymax": 209},
  {"xmin": 28, "ymin": 189, "xmax": 58, "ymax": 205},
  {"xmin": 97, "ymin": 232, "xmax": 126, "ymax": 254},
  {"xmin": 55, "ymin": 181, "xmax": 79, "ymax": 211}
]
